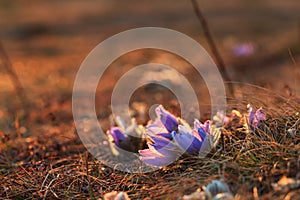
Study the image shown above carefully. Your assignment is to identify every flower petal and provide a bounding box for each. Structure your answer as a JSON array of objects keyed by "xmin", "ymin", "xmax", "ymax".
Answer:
[
  {"xmin": 115, "ymin": 116, "xmax": 126, "ymax": 131},
  {"xmin": 255, "ymin": 108, "xmax": 266, "ymax": 121},
  {"xmin": 125, "ymin": 118, "xmax": 138, "ymax": 135},
  {"xmin": 194, "ymin": 119, "xmax": 202, "ymax": 129},
  {"xmin": 109, "ymin": 127, "xmax": 126, "ymax": 147},
  {"xmin": 197, "ymin": 127, "xmax": 208, "ymax": 141},
  {"xmin": 247, "ymin": 104, "xmax": 266, "ymax": 128},
  {"xmin": 198, "ymin": 134, "xmax": 214, "ymax": 157},
  {"xmin": 172, "ymin": 129, "xmax": 202, "ymax": 154},
  {"xmin": 147, "ymin": 134, "xmax": 171, "ymax": 147},
  {"xmin": 139, "ymin": 147, "xmax": 178, "ymax": 167},
  {"xmin": 203, "ymin": 120, "xmax": 210, "ymax": 133},
  {"xmin": 140, "ymin": 155, "xmax": 177, "ymax": 167},
  {"xmin": 194, "ymin": 119, "xmax": 210, "ymax": 133},
  {"xmin": 148, "ymin": 142, "xmax": 179, "ymax": 157},
  {"xmin": 156, "ymin": 105, "xmax": 178, "ymax": 133},
  {"xmin": 139, "ymin": 149, "xmax": 159, "ymax": 157},
  {"xmin": 156, "ymin": 132, "xmax": 173, "ymax": 140},
  {"xmin": 147, "ymin": 118, "xmax": 168, "ymax": 135},
  {"xmin": 247, "ymin": 104, "xmax": 255, "ymax": 126}
]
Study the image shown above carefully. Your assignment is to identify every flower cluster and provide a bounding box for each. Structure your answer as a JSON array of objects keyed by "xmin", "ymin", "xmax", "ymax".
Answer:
[
  {"xmin": 107, "ymin": 104, "xmax": 266, "ymax": 167},
  {"xmin": 139, "ymin": 105, "xmax": 221, "ymax": 167},
  {"xmin": 247, "ymin": 104, "xmax": 266, "ymax": 129}
]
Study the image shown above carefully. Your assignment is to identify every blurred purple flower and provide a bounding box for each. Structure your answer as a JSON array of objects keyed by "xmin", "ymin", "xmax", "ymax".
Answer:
[
  {"xmin": 247, "ymin": 104, "xmax": 266, "ymax": 129},
  {"xmin": 139, "ymin": 105, "xmax": 220, "ymax": 167},
  {"xmin": 109, "ymin": 126, "xmax": 126, "ymax": 148},
  {"xmin": 233, "ymin": 42, "xmax": 255, "ymax": 57}
]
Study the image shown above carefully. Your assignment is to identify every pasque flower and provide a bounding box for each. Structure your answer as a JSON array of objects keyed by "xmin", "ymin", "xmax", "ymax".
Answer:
[
  {"xmin": 139, "ymin": 106, "xmax": 181, "ymax": 166},
  {"xmin": 247, "ymin": 104, "xmax": 266, "ymax": 129},
  {"xmin": 139, "ymin": 105, "xmax": 220, "ymax": 167},
  {"xmin": 108, "ymin": 116, "xmax": 145, "ymax": 155}
]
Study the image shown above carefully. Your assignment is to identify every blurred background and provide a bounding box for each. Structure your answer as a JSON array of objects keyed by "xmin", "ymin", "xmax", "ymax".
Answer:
[{"xmin": 0, "ymin": 0, "xmax": 299, "ymax": 134}]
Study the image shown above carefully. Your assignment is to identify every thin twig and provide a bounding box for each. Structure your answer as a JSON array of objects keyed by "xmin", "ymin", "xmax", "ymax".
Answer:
[
  {"xmin": 0, "ymin": 41, "xmax": 29, "ymax": 114},
  {"xmin": 288, "ymin": 48, "xmax": 298, "ymax": 67},
  {"xmin": 43, "ymin": 174, "xmax": 60, "ymax": 200},
  {"xmin": 288, "ymin": 48, "xmax": 299, "ymax": 96},
  {"xmin": 190, "ymin": 0, "xmax": 234, "ymax": 96}
]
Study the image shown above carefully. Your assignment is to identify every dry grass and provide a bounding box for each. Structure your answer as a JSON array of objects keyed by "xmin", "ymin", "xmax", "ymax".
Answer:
[{"xmin": 1, "ymin": 86, "xmax": 299, "ymax": 199}]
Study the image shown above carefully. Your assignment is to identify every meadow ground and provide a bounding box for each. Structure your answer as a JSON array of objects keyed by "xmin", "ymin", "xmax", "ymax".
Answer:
[{"xmin": 0, "ymin": 1, "xmax": 299, "ymax": 199}]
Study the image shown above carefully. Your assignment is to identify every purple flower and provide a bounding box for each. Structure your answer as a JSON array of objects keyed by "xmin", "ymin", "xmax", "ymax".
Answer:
[
  {"xmin": 147, "ymin": 105, "xmax": 178, "ymax": 136},
  {"xmin": 233, "ymin": 42, "xmax": 255, "ymax": 57},
  {"xmin": 139, "ymin": 105, "xmax": 221, "ymax": 167},
  {"xmin": 109, "ymin": 127, "xmax": 127, "ymax": 148},
  {"xmin": 247, "ymin": 104, "xmax": 266, "ymax": 129},
  {"xmin": 172, "ymin": 119, "xmax": 210, "ymax": 154},
  {"xmin": 108, "ymin": 117, "xmax": 145, "ymax": 155},
  {"xmin": 139, "ymin": 105, "xmax": 181, "ymax": 166}
]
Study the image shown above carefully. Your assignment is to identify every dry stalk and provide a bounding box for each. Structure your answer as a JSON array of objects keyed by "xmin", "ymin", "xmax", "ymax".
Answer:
[
  {"xmin": 190, "ymin": 0, "xmax": 234, "ymax": 97},
  {"xmin": 0, "ymin": 41, "xmax": 29, "ymax": 116}
]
